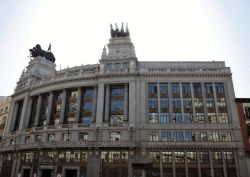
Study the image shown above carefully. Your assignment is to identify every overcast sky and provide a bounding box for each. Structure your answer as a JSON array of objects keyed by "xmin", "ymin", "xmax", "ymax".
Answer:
[{"xmin": 0, "ymin": 0, "xmax": 249, "ymax": 97}]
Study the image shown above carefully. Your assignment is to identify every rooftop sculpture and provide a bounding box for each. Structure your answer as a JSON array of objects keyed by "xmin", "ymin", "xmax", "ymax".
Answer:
[
  {"xmin": 110, "ymin": 23, "xmax": 130, "ymax": 38},
  {"xmin": 29, "ymin": 44, "xmax": 56, "ymax": 62}
]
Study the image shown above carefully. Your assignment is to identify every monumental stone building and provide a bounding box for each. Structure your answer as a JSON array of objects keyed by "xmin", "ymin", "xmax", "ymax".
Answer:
[{"xmin": 0, "ymin": 24, "xmax": 249, "ymax": 177}]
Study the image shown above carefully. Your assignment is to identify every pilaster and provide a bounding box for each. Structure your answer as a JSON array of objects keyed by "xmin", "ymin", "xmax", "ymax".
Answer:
[
  {"xmin": 60, "ymin": 89, "xmax": 67, "ymax": 124},
  {"xmin": 75, "ymin": 87, "xmax": 82, "ymax": 123},
  {"xmin": 104, "ymin": 85, "xmax": 110, "ymax": 122},
  {"xmin": 34, "ymin": 94, "xmax": 42, "ymax": 127},
  {"xmin": 47, "ymin": 91, "xmax": 54, "ymax": 125}
]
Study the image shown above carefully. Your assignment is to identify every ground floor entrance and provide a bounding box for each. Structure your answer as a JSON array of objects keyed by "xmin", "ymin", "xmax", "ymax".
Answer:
[
  {"xmin": 65, "ymin": 169, "xmax": 77, "ymax": 177},
  {"xmin": 41, "ymin": 169, "xmax": 52, "ymax": 177}
]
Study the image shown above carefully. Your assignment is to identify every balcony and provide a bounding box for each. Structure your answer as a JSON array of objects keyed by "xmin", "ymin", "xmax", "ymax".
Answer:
[{"xmin": 2, "ymin": 140, "xmax": 136, "ymax": 151}]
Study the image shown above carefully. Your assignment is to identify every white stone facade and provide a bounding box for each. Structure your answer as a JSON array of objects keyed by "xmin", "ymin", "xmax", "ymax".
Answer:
[{"xmin": 0, "ymin": 33, "xmax": 248, "ymax": 177}]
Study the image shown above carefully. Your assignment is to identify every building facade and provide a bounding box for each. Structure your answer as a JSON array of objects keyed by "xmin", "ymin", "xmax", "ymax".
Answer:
[
  {"xmin": 0, "ymin": 96, "xmax": 12, "ymax": 145},
  {"xmin": 0, "ymin": 26, "xmax": 249, "ymax": 177},
  {"xmin": 235, "ymin": 98, "xmax": 250, "ymax": 177}
]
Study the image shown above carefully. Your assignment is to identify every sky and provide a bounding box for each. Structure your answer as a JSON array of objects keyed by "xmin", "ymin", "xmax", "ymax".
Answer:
[{"xmin": 0, "ymin": 0, "xmax": 249, "ymax": 97}]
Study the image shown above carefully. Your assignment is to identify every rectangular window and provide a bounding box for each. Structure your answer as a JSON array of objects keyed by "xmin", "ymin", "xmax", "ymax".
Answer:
[
  {"xmin": 199, "ymin": 151, "xmax": 209, "ymax": 164},
  {"xmin": 149, "ymin": 132, "xmax": 159, "ymax": 141},
  {"xmin": 148, "ymin": 83, "xmax": 157, "ymax": 94},
  {"xmin": 149, "ymin": 98, "xmax": 158, "ymax": 109},
  {"xmin": 172, "ymin": 99, "xmax": 181, "ymax": 112},
  {"xmin": 149, "ymin": 152, "xmax": 160, "ymax": 163},
  {"xmin": 83, "ymin": 102, "xmax": 93, "ymax": 112},
  {"xmin": 160, "ymin": 99, "xmax": 169, "ymax": 111},
  {"xmin": 110, "ymin": 115, "xmax": 123, "ymax": 126},
  {"xmin": 35, "ymin": 135, "xmax": 42, "ymax": 143},
  {"xmin": 208, "ymin": 113, "xmax": 217, "ymax": 123},
  {"xmin": 149, "ymin": 113, "xmax": 159, "ymax": 123},
  {"xmin": 110, "ymin": 132, "xmax": 120, "ymax": 141},
  {"xmin": 187, "ymin": 152, "xmax": 197, "ymax": 163},
  {"xmin": 111, "ymin": 87, "xmax": 124, "ymax": 97},
  {"xmin": 193, "ymin": 83, "xmax": 202, "ymax": 97},
  {"xmin": 194, "ymin": 113, "xmax": 205, "ymax": 123},
  {"xmin": 106, "ymin": 63, "xmax": 112, "ymax": 70},
  {"xmin": 204, "ymin": 83, "xmax": 213, "ymax": 95},
  {"xmin": 62, "ymin": 133, "xmax": 70, "ymax": 141},
  {"xmin": 162, "ymin": 152, "xmax": 172, "ymax": 163},
  {"xmin": 182, "ymin": 83, "xmax": 191, "ymax": 97},
  {"xmin": 221, "ymin": 132, "xmax": 232, "ymax": 142},
  {"xmin": 245, "ymin": 107, "xmax": 250, "ymax": 119},
  {"xmin": 171, "ymin": 83, "xmax": 180, "ymax": 97},
  {"xmin": 224, "ymin": 151, "xmax": 234, "ymax": 164},
  {"xmin": 217, "ymin": 113, "xmax": 228, "ymax": 123},
  {"xmin": 81, "ymin": 116, "xmax": 92, "ymax": 126},
  {"xmin": 161, "ymin": 132, "xmax": 172, "ymax": 141},
  {"xmin": 184, "ymin": 113, "xmax": 193, "ymax": 123},
  {"xmin": 160, "ymin": 83, "xmax": 168, "ymax": 98},
  {"xmin": 183, "ymin": 98, "xmax": 192, "ymax": 112},
  {"xmin": 173, "ymin": 113, "xmax": 182, "ymax": 123},
  {"xmin": 185, "ymin": 132, "xmax": 195, "ymax": 141},
  {"xmin": 198, "ymin": 132, "xmax": 208, "ymax": 141},
  {"xmin": 215, "ymin": 83, "xmax": 225, "ymax": 96},
  {"xmin": 173, "ymin": 132, "xmax": 184, "ymax": 141},
  {"xmin": 48, "ymin": 134, "xmax": 55, "ymax": 143},
  {"xmin": 208, "ymin": 132, "xmax": 219, "ymax": 142},
  {"xmin": 175, "ymin": 151, "xmax": 184, "ymax": 163},
  {"xmin": 25, "ymin": 136, "xmax": 31, "ymax": 144},
  {"xmin": 160, "ymin": 113, "xmax": 170, "ymax": 124},
  {"xmin": 213, "ymin": 151, "xmax": 222, "ymax": 164},
  {"xmin": 79, "ymin": 132, "xmax": 88, "ymax": 141},
  {"xmin": 111, "ymin": 100, "xmax": 124, "ymax": 112}
]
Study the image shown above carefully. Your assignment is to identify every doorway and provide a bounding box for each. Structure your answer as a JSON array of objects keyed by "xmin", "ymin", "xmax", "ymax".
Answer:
[
  {"xmin": 23, "ymin": 169, "xmax": 31, "ymax": 177},
  {"xmin": 41, "ymin": 169, "xmax": 52, "ymax": 177},
  {"xmin": 65, "ymin": 169, "xmax": 77, "ymax": 177}
]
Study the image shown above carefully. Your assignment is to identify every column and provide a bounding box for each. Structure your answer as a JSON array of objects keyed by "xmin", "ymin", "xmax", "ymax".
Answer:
[
  {"xmin": 18, "ymin": 95, "xmax": 29, "ymax": 131},
  {"xmin": 75, "ymin": 87, "xmax": 82, "ymax": 123},
  {"xmin": 197, "ymin": 151, "xmax": 202, "ymax": 177},
  {"xmin": 209, "ymin": 151, "xmax": 215, "ymax": 177},
  {"xmin": 34, "ymin": 94, "xmax": 42, "ymax": 127},
  {"xmin": 104, "ymin": 85, "xmax": 110, "ymax": 122},
  {"xmin": 124, "ymin": 84, "xmax": 129, "ymax": 121},
  {"xmin": 172, "ymin": 151, "xmax": 176, "ymax": 177},
  {"xmin": 157, "ymin": 83, "xmax": 161, "ymax": 121},
  {"xmin": 129, "ymin": 81, "xmax": 136, "ymax": 126},
  {"xmin": 92, "ymin": 86, "xmax": 97, "ymax": 122},
  {"xmin": 185, "ymin": 151, "xmax": 188, "ymax": 177},
  {"xmin": 160, "ymin": 151, "xmax": 163, "ymax": 177},
  {"xmin": 168, "ymin": 83, "xmax": 173, "ymax": 123},
  {"xmin": 179, "ymin": 82, "xmax": 184, "ymax": 123},
  {"xmin": 25, "ymin": 97, "xmax": 33, "ymax": 128},
  {"xmin": 9, "ymin": 102, "xmax": 18, "ymax": 132},
  {"xmin": 46, "ymin": 91, "xmax": 54, "ymax": 125},
  {"xmin": 96, "ymin": 83, "xmax": 104, "ymax": 126},
  {"xmin": 59, "ymin": 89, "xmax": 67, "ymax": 124},
  {"xmin": 222, "ymin": 151, "xmax": 228, "ymax": 177},
  {"xmin": 201, "ymin": 82, "xmax": 208, "ymax": 123},
  {"xmin": 190, "ymin": 83, "xmax": 196, "ymax": 123}
]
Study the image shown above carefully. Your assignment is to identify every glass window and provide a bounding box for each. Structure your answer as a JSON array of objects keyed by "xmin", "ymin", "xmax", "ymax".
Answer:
[
  {"xmin": 183, "ymin": 98, "xmax": 192, "ymax": 110},
  {"xmin": 193, "ymin": 83, "xmax": 202, "ymax": 95},
  {"xmin": 204, "ymin": 83, "xmax": 213, "ymax": 95},
  {"xmin": 187, "ymin": 152, "xmax": 197, "ymax": 163},
  {"xmin": 79, "ymin": 132, "xmax": 88, "ymax": 141},
  {"xmin": 194, "ymin": 113, "xmax": 205, "ymax": 123},
  {"xmin": 111, "ymin": 100, "xmax": 124, "ymax": 112},
  {"xmin": 171, "ymin": 83, "xmax": 180, "ymax": 96},
  {"xmin": 213, "ymin": 151, "xmax": 222, "ymax": 164},
  {"xmin": 149, "ymin": 132, "xmax": 159, "ymax": 141},
  {"xmin": 62, "ymin": 133, "xmax": 70, "ymax": 141},
  {"xmin": 245, "ymin": 107, "xmax": 250, "ymax": 119},
  {"xmin": 224, "ymin": 151, "xmax": 234, "ymax": 164},
  {"xmin": 83, "ymin": 102, "xmax": 93, "ymax": 112},
  {"xmin": 70, "ymin": 90, "xmax": 78, "ymax": 98},
  {"xmin": 111, "ymin": 87, "xmax": 124, "ymax": 97},
  {"xmin": 173, "ymin": 113, "xmax": 182, "ymax": 123},
  {"xmin": 162, "ymin": 152, "xmax": 172, "ymax": 163},
  {"xmin": 160, "ymin": 83, "xmax": 168, "ymax": 93},
  {"xmin": 81, "ymin": 116, "xmax": 92, "ymax": 125},
  {"xmin": 35, "ymin": 135, "xmax": 42, "ymax": 143},
  {"xmin": 198, "ymin": 132, "xmax": 208, "ymax": 141},
  {"xmin": 110, "ymin": 132, "xmax": 120, "ymax": 141},
  {"xmin": 184, "ymin": 113, "xmax": 193, "ymax": 123},
  {"xmin": 221, "ymin": 132, "xmax": 232, "ymax": 142},
  {"xmin": 123, "ymin": 62, "xmax": 129, "ymax": 69},
  {"xmin": 83, "ymin": 89, "xmax": 94, "ymax": 97},
  {"xmin": 148, "ymin": 83, "xmax": 157, "ymax": 94},
  {"xmin": 218, "ymin": 113, "xmax": 228, "ymax": 123},
  {"xmin": 161, "ymin": 132, "xmax": 172, "ymax": 141},
  {"xmin": 208, "ymin": 113, "xmax": 217, "ymax": 123},
  {"xmin": 68, "ymin": 102, "xmax": 77, "ymax": 112},
  {"xmin": 149, "ymin": 98, "xmax": 158, "ymax": 109},
  {"xmin": 199, "ymin": 151, "xmax": 209, "ymax": 164},
  {"xmin": 160, "ymin": 113, "xmax": 170, "ymax": 124},
  {"xmin": 48, "ymin": 134, "xmax": 55, "ymax": 143},
  {"xmin": 149, "ymin": 152, "xmax": 160, "ymax": 163},
  {"xmin": 106, "ymin": 63, "xmax": 112, "ymax": 70},
  {"xmin": 182, "ymin": 83, "xmax": 191, "ymax": 95},
  {"xmin": 25, "ymin": 136, "xmax": 31, "ymax": 144},
  {"xmin": 173, "ymin": 132, "xmax": 184, "ymax": 141},
  {"xmin": 185, "ymin": 132, "xmax": 195, "ymax": 141},
  {"xmin": 115, "ymin": 63, "xmax": 121, "ymax": 69},
  {"xmin": 172, "ymin": 99, "xmax": 181, "ymax": 110},
  {"xmin": 160, "ymin": 99, "xmax": 169, "ymax": 109},
  {"xmin": 110, "ymin": 115, "xmax": 123, "ymax": 126},
  {"xmin": 175, "ymin": 151, "xmax": 184, "ymax": 163},
  {"xmin": 208, "ymin": 132, "xmax": 219, "ymax": 142},
  {"xmin": 149, "ymin": 113, "xmax": 159, "ymax": 123},
  {"xmin": 215, "ymin": 83, "xmax": 225, "ymax": 95}
]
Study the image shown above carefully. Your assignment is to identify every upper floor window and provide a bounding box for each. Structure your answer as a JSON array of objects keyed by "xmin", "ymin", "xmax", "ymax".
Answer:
[
  {"xmin": 62, "ymin": 133, "xmax": 70, "ymax": 141},
  {"xmin": 81, "ymin": 116, "xmax": 92, "ymax": 126},
  {"xmin": 245, "ymin": 107, "xmax": 250, "ymax": 119},
  {"xmin": 79, "ymin": 132, "xmax": 88, "ymax": 141},
  {"xmin": 111, "ymin": 87, "xmax": 124, "ymax": 97},
  {"xmin": 215, "ymin": 83, "xmax": 225, "ymax": 95},
  {"xmin": 35, "ymin": 135, "xmax": 42, "ymax": 143},
  {"xmin": 160, "ymin": 83, "xmax": 168, "ymax": 94},
  {"xmin": 25, "ymin": 136, "xmax": 31, "ymax": 144},
  {"xmin": 114, "ymin": 63, "xmax": 121, "ymax": 69},
  {"xmin": 48, "ymin": 134, "xmax": 55, "ymax": 143},
  {"xmin": 182, "ymin": 83, "xmax": 191, "ymax": 96},
  {"xmin": 111, "ymin": 100, "xmax": 124, "ymax": 112},
  {"xmin": 148, "ymin": 83, "xmax": 157, "ymax": 94},
  {"xmin": 171, "ymin": 83, "xmax": 180, "ymax": 95},
  {"xmin": 193, "ymin": 83, "xmax": 202, "ymax": 96},
  {"xmin": 204, "ymin": 83, "xmax": 213, "ymax": 95},
  {"xmin": 106, "ymin": 63, "xmax": 112, "ymax": 70},
  {"xmin": 149, "ymin": 132, "xmax": 159, "ymax": 141},
  {"xmin": 83, "ymin": 89, "xmax": 94, "ymax": 97},
  {"xmin": 123, "ymin": 62, "xmax": 129, "ymax": 69},
  {"xmin": 110, "ymin": 132, "xmax": 120, "ymax": 141}
]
